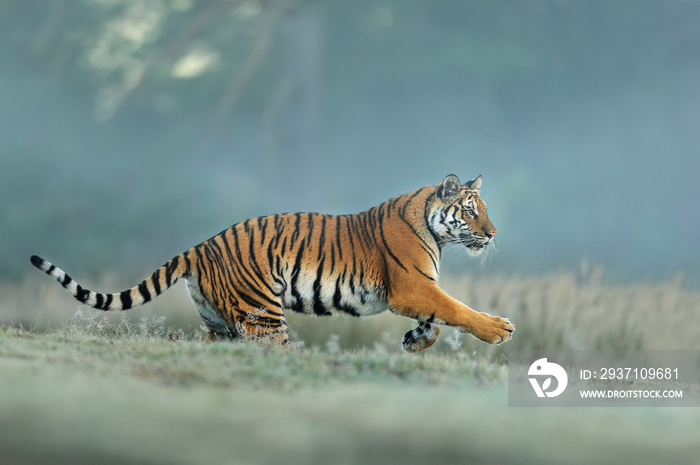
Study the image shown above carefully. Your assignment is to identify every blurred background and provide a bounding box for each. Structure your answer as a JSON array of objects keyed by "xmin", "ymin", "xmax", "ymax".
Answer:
[
  {"xmin": 2, "ymin": 0, "xmax": 699, "ymax": 284},
  {"xmin": 3, "ymin": 6, "xmax": 700, "ymax": 463}
]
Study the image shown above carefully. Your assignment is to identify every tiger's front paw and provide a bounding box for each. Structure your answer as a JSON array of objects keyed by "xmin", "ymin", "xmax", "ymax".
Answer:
[
  {"xmin": 402, "ymin": 324, "xmax": 440, "ymax": 353},
  {"xmin": 476, "ymin": 314, "xmax": 514, "ymax": 344}
]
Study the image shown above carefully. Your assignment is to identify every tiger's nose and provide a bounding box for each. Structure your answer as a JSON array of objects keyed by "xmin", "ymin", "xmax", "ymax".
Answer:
[{"xmin": 485, "ymin": 230, "xmax": 496, "ymax": 239}]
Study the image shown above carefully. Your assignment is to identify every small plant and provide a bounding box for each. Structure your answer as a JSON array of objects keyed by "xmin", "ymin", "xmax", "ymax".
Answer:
[
  {"xmin": 325, "ymin": 334, "xmax": 341, "ymax": 354},
  {"xmin": 444, "ymin": 328, "xmax": 463, "ymax": 352},
  {"xmin": 64, "ymin": 308, "xmax": 113, "ymax": 337},
  {"xmin": 63, "ymin": 309, "xmax": 185, "ymax": 341}
]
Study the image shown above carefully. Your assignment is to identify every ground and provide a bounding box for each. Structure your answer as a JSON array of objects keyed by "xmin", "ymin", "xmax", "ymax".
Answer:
[{"xmin": 1, "ymin": 323, "xmax": 697, "ymax": 465}]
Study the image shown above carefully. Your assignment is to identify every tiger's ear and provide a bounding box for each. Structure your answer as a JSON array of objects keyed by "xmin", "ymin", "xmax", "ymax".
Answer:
[
  {"xmin": 465, "ymin": 175, "xmax": 482, "ymax": 192},
  {"xmin": 439, "ymin": 174, "xmax": 461, "ymax": 199}
]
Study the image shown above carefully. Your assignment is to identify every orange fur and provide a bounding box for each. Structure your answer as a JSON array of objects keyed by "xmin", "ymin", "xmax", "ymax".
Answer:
[{"xmin": 31, "ymin": 174, "xmax": 513, "ymax": 351}]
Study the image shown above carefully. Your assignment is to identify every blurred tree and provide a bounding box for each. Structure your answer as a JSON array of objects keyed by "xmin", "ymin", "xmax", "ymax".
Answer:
[
  {"xmin": 2, "ymin": 0, "xmax": 699, "ymax": 279},
  {"xmin": 263, "ymin": 0, "xmax": 321, "ymax": 197}
]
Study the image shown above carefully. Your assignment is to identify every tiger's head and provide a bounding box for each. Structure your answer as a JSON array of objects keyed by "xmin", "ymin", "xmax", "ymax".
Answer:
[{"xmin": 428, "ymin": 174, "xmax": 497, "ymax": 256}]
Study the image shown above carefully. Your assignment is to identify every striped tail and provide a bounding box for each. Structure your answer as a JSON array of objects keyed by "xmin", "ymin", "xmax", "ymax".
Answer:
[{"xmin": 30, "ymin": 254, "xmax": 190, "ymax": 311}]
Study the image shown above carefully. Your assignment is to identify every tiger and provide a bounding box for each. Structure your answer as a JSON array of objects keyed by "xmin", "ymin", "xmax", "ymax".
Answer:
[{"xmin": 30, "ymin": 174, "xmax": 513, "ymax": 352}]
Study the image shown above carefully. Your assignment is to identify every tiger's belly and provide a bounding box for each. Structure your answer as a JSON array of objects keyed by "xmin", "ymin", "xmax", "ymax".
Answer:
[{"xmin": 279, "ymin": 271, "xmax": 388, "ymax": 317}]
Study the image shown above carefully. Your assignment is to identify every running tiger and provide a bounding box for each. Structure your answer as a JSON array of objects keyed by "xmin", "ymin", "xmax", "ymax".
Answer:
[{"xmin": 31, "ymin": 174, "xmax": 513, "ymax": 352}]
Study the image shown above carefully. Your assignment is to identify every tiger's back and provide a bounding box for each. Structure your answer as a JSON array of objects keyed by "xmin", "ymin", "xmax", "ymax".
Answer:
[{"xmin": 31, "ymin": 174, "xmax": 514, "ymax": 351}]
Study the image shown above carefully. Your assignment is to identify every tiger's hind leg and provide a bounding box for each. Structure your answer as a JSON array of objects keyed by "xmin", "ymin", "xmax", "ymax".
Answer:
[
  {"xmin": 233, "ymin": 304, "xmax": 289, "ymax": 346},
  {"xmin": 193, "ymin": 300, "xmax": 289, "ymax": 345},
  {"xmin": 190, "ymin": 296, "xmax": 289, "ymax": 345},
  {"xmin": 204, "ymin": 327, "xmax": 236, "ymax": 342},
  {"xmin": 185, "ymin": 279, "xmax": 236, "ymax": 342},
  {"xmin": 185, "ymin": 276, "xmax": 288, "ymax": 345},
  {"xmin": 402, "ymin": 322, "xmax": 440, "ymax": 353}
]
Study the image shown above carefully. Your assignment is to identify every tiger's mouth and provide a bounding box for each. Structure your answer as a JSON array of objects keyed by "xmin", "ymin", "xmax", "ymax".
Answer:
[{"xmin": 460, "ymin": 235, "xmax": 491, "ymax": 256}]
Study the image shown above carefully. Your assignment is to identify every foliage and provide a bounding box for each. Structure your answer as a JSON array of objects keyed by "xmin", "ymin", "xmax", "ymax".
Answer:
[{"xmin": 2, "ymin": 0, "xmax": 700, "ymax": 280}]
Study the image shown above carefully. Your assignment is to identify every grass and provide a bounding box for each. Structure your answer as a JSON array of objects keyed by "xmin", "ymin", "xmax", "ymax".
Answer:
[
  {"xmin": 7, "ymin": 263, "xmax": 700, "ymax": 352},
  {"xmin": 2, "ymin": 267, "xmax": 700, "ymax": 464},
  {"xmin": 1, "ymin": 315, "xmax": 699, "ymax": 464}
]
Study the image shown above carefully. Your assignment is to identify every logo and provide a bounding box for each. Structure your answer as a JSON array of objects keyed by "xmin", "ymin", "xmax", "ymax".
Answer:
[{"xmin": 528, "ymin": 358, "xmax": 568, "ymax": 398}]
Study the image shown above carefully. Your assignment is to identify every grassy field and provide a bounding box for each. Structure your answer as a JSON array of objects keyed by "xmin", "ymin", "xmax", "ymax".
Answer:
[
  {"xmin": 2, "ymin": 267, "xmax": 700, "ymax": 464},
  {"xmin": 2, "ymin": 325, "xmax": 699, "ymax": 465}
]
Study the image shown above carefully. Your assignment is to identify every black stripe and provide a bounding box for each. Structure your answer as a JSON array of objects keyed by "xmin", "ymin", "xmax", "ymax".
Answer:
[
  {"xmin": 305, "ymin": 212, "xmax": 315, "ymax": 247},
  {"xmin": 245, "ymin": 315, "xmax": 284, "ymax": 328},
  {"xmin": 316, "ymin": 215, "xmax": 327, "ymax": 261},
  {"xmin": 352, "ymin": 215, "xmax": 368, "ymax": 250},
  {"xmin": 421, "ymin": 242, "xmax": 439, "ymax": 272},
  {"xmin": 210, "ymin": 236, "xmax": 252, "ymax": 314},
  {"xmin": 103, "ymin": 294, "xmax": 113, "ymax": 310},
  {"xmin": 225, "ymin": 228, "xmax": 280, "ymax": 308},
  {"xmin": 312, "ymin": 256, "xmax": 330, "ymax": 316},
  {"xmin": 238, "ymin": 291, "xmax": 267, "ymax": 310},
  {"xmin": 290, "ymin": 241, "xmax": 306, "ymax": 311},
  {"xmin": 183, "ymin": 250, "xmax": 192, "ymax": 275},
  {"xmin": 119, "ymin": 290, "xmax": 132, "ymax": 310},
  {"xmin": 165, "ymin": 255, "xmax": 180, "ymax": 286},
  {"xmin": 367, "ymin": 206, "xmax": 378, "ymax": 229},
  {"xmin": 349, "ymin": 267, "xmax": 356, "ymax": 294},
  {"xmin": 385, "ymin": 197, "xmax": 398, "ymax": 217},
  {"xmin": 247, "ymin": 228, "xmax": 271, "ymax": 290},
  {"xmin": 291, "ymin": 213, "xmax": 302, "ymax": 245},
  {"xmin": 266, "ymin": 241, "xmax": 275, "ymax": 275},
  {"xmin": 333, "ymin": 276, "xmax": 343, "ymax": 309},
  {"xmin": 258, "ymin": 216, "xmax": 268, "ymax": 246},
  {"xmin": 271, "ymin": 214, "xmax": 284, "ymax": 250},
  {"xmin": 334, "ymin": 215, "xmax": 343, "ymax": 260},
  {"xmin": 280, "ymin": 236, "xmax": 288, "ymax": 256},
  {"xmin": 138, "ymin": 282, "xmax": 151, "ymax": 303},
  {"xmin": 152, "ymin": 268, "xmax": 161, "ymax": 295},
  {"xmin": 75, "ymin": 285, "xmax": 88, "ymax": 303},
  {"xmin": 214, "ymin": 231, "xmax": 242, "ymax": 287},
  {"xmin": 273, "ymin": 256, "xmax": 285, "ymax": 288},
  {"xmin": 329, "ymin": 245, "xmax": 336, "ymax": 273},
  {"xmin": 413, "ymin": 265, "xmax": 435, "ymax": 282},
  {"xmin": 356, "ymin": 211, "xmax": 374, "ymax": 248},
  {"xmin": 377, "ymin": 210, "xmax": 407, "ymax": 272},
  {"xmin": 333, "ymin": 276, "xmax": 360, "ymax": 317},
  {"xmin": 399, "ymin": 188, "xmax": 424, "ymax": 217},
  {"xmin": 95, "ymin": 293, "xmax": 104, "ymax": 309},
  {"xmin": 344, "ymin": 216, "xmax": 356, "ymax": 256},
  {"xmin": 61, "ymin": 274, "xmax": 72, "ymax": 287},
  {"xmin": 268, "ymin": 244, "xmax": 285, "ymax": 293},
  {"xmin": 396, "ymin": 207, "xmax": 439, "ymax": 268},
  {"xmin": 197, "ymin": 242, "xmax": 232, "ymax": 311},
  {"xmin": 424, "ymin": 193, "xmax": 444, "ymax": 257}
]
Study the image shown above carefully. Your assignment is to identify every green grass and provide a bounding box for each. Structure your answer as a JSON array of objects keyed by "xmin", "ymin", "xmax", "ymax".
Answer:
[
  {"xmin": 1, "ymin": 321, "xmax": 699, "ymax": 465},
  {"xmin": 3, "ymin": 268, "xmax": 700, "ymax": 464}
]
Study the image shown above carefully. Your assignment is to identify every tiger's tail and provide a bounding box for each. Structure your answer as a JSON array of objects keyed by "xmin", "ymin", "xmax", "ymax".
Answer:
[{"xmin": 30, "ymin": 254, "xmax": 190, "ymax": 311}]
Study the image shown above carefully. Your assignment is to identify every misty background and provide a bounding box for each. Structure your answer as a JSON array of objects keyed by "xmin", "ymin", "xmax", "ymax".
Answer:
[{"xmin": 2, "ymin": 0, "xmax": 699, "ymax": 285}]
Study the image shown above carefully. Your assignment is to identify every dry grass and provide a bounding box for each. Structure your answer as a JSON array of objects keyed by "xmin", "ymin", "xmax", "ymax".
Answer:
[
  {"xmin": 2, "ymin": 268, "xmax": 700, "ymax": 465},
  {"xmin": 6, "ymin": 264, "xmax": 699, "ymax": 355},
  {"xmin": 442, "ymin": 264, "xmax": 700, "ymax": 354}
]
